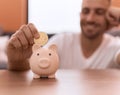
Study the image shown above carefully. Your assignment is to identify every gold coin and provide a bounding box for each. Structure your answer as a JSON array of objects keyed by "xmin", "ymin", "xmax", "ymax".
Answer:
[{"xmin": 34, "ymin": 32, "xmax": 48, "ymax": 46}]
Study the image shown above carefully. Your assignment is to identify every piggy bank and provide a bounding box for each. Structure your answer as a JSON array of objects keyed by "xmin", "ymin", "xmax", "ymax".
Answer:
[{"xmin": 29, "ymin": 44, "xmax": 59, "ymax": 78}]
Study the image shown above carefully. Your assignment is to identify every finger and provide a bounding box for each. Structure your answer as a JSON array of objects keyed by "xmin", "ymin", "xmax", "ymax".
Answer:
[
  {"xmin": 27, "ymin": 23, "xmax": 40, "ymax": 39},
  {"xmin": 16, "ymin": 30, "xmax": 29, "ymax": 49},
  {"xmin": 20, "ymin": 25, "xmax": 34, "ymax": 45},
  {"xmin": 107, "ymin": 8, "xmax": 119, "ymax": 22},
  {"xmin": 9, "ymin": 36, "xmax": 22, "ymax": 48},
  {"xmin": 106, "ymin": 12, "xmax": 115, "ymax": 21},
  {"xmin": 109, "ymin": 13, "xmax": 118, "ymax": 21}
]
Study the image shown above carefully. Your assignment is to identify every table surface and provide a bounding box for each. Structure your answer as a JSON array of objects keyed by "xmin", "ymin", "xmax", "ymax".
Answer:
[{"xmin": 1, "ymin": 69, "xmax": 120, "ymax": 95}]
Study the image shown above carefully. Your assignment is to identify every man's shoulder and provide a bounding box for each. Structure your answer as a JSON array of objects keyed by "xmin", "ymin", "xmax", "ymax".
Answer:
[
  {"xmin": 45, "ymin": 32, "xmax": 80, "ymax": 47},
  {"xmin": 104, "ymin": 33, "xmax": 120, "ymax": 45},
  {"xmin": 104, "ymin": 33, "xmax": 120, "ymax": 40}
]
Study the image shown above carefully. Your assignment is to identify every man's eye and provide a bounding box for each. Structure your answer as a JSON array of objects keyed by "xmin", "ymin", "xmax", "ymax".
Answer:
[
  {"xmin": 82, "ymin": 8, "xmax": 89, "ymax": 14},
  {"xmin": 96, "ymin": 9, "xmax": 105, "ymax": 15}
]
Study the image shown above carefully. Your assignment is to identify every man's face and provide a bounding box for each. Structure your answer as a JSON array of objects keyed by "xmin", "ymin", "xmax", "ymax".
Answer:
[{"xmin": 80, "ymin": 0, "xmax": 110, "ymax": 39}]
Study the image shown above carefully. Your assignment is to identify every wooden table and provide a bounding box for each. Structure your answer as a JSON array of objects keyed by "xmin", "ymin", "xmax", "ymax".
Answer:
[{"xmin": 0, "ymin": 69, "xmax": 120, "ymax": 95}]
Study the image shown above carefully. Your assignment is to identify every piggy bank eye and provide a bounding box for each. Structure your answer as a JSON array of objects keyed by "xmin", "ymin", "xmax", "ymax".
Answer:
[
  {"xmin": 49, "ymin": 53, "xmax": 51, "ymax": 56},
  {"xmin": 37, "ymin": 53, "xmax": 40, "ymax": 56}
]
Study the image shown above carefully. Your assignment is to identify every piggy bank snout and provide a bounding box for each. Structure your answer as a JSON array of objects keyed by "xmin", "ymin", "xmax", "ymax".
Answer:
[{"xmin": 38, "ymin": 58, "xmax": 50, "ymax": 69}]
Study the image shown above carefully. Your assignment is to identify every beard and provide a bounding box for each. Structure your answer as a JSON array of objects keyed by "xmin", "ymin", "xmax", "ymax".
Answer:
[
  {"xmin": 80, "ymin": 21, "xmax": 107, "ymax": 40},
  {"xmin": 81, "ymin": 28, "xmax": 101, "ymax": 40}
]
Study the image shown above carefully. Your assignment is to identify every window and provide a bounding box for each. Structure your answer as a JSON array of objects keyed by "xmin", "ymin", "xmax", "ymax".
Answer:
[{"xmin": 28, "ymin": 0, "xmax": 82, "ymax": 34}]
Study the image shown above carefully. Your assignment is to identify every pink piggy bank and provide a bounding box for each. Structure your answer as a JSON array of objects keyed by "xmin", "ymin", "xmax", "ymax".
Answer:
[{"xmin": 29, "ymin": 44, "xmax": 59, "ymax": 78}]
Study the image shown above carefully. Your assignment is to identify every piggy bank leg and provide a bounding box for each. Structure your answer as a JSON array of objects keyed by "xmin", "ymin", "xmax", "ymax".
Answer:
[
  {"xmin": 48, "ymin": 74, "xmax": 55, "ymax": 78},
  {"xmin": 33, "ymin": 73, "xmax": 40, "ymax": 79}
]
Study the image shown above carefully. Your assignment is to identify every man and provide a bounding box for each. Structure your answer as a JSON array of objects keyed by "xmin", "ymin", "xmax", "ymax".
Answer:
[{"xmin": 6, "ymin": 0, "xmax": 120, "ymax": 70}]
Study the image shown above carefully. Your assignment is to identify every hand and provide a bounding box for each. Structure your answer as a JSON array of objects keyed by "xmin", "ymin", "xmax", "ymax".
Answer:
[
  {"xmin": 6, "ymin": 23, "xmax": 40, "ymax": 65},
  {"xmin": 106, "ymin": 7, "xmax": 120, "ymax": 28}
]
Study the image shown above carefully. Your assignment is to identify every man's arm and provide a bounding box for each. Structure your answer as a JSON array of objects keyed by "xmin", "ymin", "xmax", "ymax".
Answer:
[{"xmin": 6, "ymin": 23, "xmax": 40, "ymax": 71}]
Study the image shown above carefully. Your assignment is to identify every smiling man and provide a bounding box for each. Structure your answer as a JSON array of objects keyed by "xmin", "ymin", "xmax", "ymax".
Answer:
[
  {"xmin": 6, "ymin": 0, "xmax": 120, "ymax": 70},
  {"xmin": 81, "ymin": 0, "xmax": 110, "ymax": 39}
]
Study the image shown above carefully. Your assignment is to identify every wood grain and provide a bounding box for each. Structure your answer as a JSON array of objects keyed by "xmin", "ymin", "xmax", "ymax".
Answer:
[{"xmin": 0, "ymin": 69, "xmax": 120, "ymax": 95}]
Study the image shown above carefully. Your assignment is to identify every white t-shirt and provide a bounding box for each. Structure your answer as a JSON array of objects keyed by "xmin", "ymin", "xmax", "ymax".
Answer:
[{"xmin": 45, "ymin": 32, "xmax": 120, "ymax": 69}]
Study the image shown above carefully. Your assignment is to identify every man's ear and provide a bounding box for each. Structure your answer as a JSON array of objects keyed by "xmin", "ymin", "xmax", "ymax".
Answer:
[
  {"xmin": 48, "ymin": 44, "xmax": 57, "ymax": 52},
  {"xmin": 32, "ymin": 44, "xmax": 41, "ymax": 52}
]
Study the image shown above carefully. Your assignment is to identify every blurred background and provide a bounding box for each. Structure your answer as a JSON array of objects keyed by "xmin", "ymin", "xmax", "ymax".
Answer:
[
  {"xmin": 0, "ymin": 0, "xmax": 119, "ymax": 69},
  {"xmin": 0, "ymin": 0, "xmax": 119, "ymax": 35}
]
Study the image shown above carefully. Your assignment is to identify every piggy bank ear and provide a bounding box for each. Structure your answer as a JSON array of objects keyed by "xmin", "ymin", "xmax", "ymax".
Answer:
[
  {"xmin": 32, "ymin": 44, "xmax": 41, "ymax": 52},
  {"xmin": 48, "ymin": 44, "xmax": 57, "ymax": 52}
]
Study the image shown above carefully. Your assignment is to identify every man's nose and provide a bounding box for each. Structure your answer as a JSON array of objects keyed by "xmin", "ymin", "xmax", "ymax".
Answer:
[{"xmin": 86, "ymin": 12, "xmax": 95, "ymax": 22}]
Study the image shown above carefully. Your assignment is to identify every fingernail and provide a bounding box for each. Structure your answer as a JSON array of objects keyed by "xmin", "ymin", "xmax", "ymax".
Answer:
[{"xmin": 34, "ymin": 33, "xmax": 40, "ymax": 39}]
